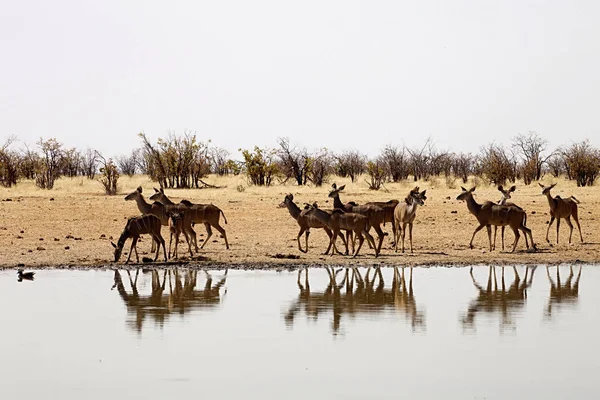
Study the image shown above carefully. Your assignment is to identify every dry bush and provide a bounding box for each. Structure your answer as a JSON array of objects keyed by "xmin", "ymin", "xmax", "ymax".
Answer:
[
  {"xmin": 0, "ymin": 137, "xmax": 20, "ymax": 187},
  {"xmin": 477, "ymin": 144, "xmax": 516, "ymax": 185},
  {"xmin": 335, "ymin": 150, "xmax": 366, "ymax": 182},
  {"xmin": 512, "ymin": 132, "xmax": 553, "ymax": 184},
  {"xmin": 60, "ymin": 148, "xmax": 82, "ymax": 178},
  {"xmin": 545, "ymin": 153, "xmax": 564, "ymax": 178},
  {"xmin": 97, "ymin": 152, "xmax": 119, "ymax": 195},
  {"xmin": 35, "ymin": 138, "xmax": 63, "ymax": 189},
  {"xmin": 81, "ymin": 148, "xmax": 99, "ymax": 180},
  {"xmin": 277, "ymin": 137, "xmax": 311, "ymax": 185},
  {"xmin": 379, "ymin": 145, "xmax": 409, "ymax": 182},
  {"xmin": 451, "ymin": 153, "xmax": 473, "ymax": 184},
  {"xmin": 366, "ymin": 159, "xmax": 386, "ymax": 190},
  {"xmin": 562, "ymin": 140, "xmax": 600, "ymax": 186},
  {"xmin": 116, "ymin": 149, "xmax": 139, "ymax": 177},
  {"xmin": 307, "ymin": 148, "xmax": 334, "ymax": 187},
  {"xmin": 239, "ymin": 146, "xmax": 279, "ymax": 186}
]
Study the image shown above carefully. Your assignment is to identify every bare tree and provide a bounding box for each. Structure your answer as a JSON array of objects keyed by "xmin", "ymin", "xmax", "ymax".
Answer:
[
  {"xmin": 116, "ymin": 149, "xmax": 139, "ymax": 177},
  {"xmin": 277, "ymin": 137, "xmax": 311, "ymax": 185},
  {"xmin": 81, "ymin": 148, "xmax": 99, "ymax": 179},
  {"xmin": 36, "ymin": 138, "xmax": 64, "ymax": 189},
  {"xmin": 0, "ymin": 136, "xmax": 20, "ymax": 187},
  {"xmin": 451, "ymin": 153, "xmax": 473, "ymax": 183},
  {"xmin": 407, "ymin": 138, "xmax": 435, "ymax": 181},
  {"xmin": 335, "ymin": 150, "xmax": 366, "ymax": 182},
  {"xmin": 545, "ymin": 152, "xmax": 564, "ymax": 178},
  {"xmin": 478, "ymin": 143, "xmax": 516, "ymax": 185},
  {"xmin": 379, "ymin": 145, "xmax": 409, "ymax": 182},
  {"xmin": 60, "ymin": 147, "xmax": 82, "ymax": 177},
  {"xmin": 307, "ymin": 148, "xmax": 333, "ymax": 187},
  {"xmin": 512, "ymin": 131, "xmax": 553, "ymax": 184},
  {"xmin": 366, "ymin": 158, "xmax": 386, "ymax": 190}
]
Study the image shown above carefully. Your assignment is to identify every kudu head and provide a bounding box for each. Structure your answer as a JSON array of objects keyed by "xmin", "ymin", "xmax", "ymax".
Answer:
[
  {"xmin": 149, "ymin": 187, "xmax": 166, "ymax": 202},
  {"xmin": 328, "ymin": 183, "xmax": 345, "ymax": 199},
  {"xmin": 124, "ymin": 186, "xmax": 143, "ymax": 201},
  {"xmin": 111, "ymin": 240, "xmax": 124, "ymax": 263},
  {"xmin": 538, "ymin": 183, "xmax": 556, "ymax": 195},
  {"xmin": 408, "ymin": 187, "xmax": 427, "ymax": 206},
  {"xmin": 279, "ymin": 194, "xmax": 294, "ymax": 208},
  {"xmin": 168, "ymin": 211, "xmax": 183, "ymax": 228},
  {"xmin": 456, "ymin": 186, "xmax": 476, "ymax": 201},
  {"xmin": 498, "ymin": 185, "xmax": 516, "ymax": 201}
]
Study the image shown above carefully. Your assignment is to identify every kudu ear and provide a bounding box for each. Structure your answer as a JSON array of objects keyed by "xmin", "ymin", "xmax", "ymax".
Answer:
[
  {"xmin": 538, "ymin": 183, "xmax": 545, "ymax": 188},
  {"xmin": 509, "ymin": 185, "xmax": 516, "ymax": 192},
  {"xmin": 331, "ymin": 183, "xmax": 337, "ymax": 189},
  {"xmin": 420, "ymin": 190, "xmax": 427, "ymax": 197},
  {"xmin": 289, "ymin": 193, "xmax": 294, "ymax": 200},
  {"xmin": 460, "ymin": 186, "xmax": 467, "ymax": 192},
  {"xmin": 160, "ymin": 187, "xmax": 165, "ymax": 193},
  {"xmin": 312, "ymin": 201, "xmax": 319, "ymax": 208},
  {"xmin": 153, "ymin": 187, "xmax": 160, "ymax": 193},
  {"xmin": 550, "ymin": 183, "xmax": 557, "ymax": 189},
  {"xmin": 470, "ymin": 187, "xmax": 476, "ymax": 192},
  {"xmin": 136, "ymin": 186, "xmax": 142, "ymax": 193},
  {"xmin": 497, "ymin": 185, "xmax": 504, "ymax": 192},
  {"xmin": 111, "ymin": 242, "xmax": 117, "ymax": 248},
  {"xmin": 338, "ymin": 185, "xmax": 345, "ymax": 191}
]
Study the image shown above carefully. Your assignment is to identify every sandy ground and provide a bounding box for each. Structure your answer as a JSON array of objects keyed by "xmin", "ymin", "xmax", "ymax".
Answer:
[{"xmin": 0, "ymin": 174, "xmax": 598, "ymax": 269}]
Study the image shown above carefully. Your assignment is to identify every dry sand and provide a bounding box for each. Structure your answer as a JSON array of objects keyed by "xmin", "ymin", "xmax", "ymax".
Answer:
[{"xmin": 0, "ymin": 174, "xmax": 598, "ymax": 269}]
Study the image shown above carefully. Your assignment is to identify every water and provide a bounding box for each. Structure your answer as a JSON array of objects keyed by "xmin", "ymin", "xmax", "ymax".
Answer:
[{"xmin": 1, "ymin": 265, "xmax": 598, "ymax": 399}]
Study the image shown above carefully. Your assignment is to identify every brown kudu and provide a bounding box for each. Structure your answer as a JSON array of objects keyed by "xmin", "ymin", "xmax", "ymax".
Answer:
[
  {"xmin": 456, "ymin": 186, "xmax": 535, "ymax": 253},
  {"xmin": 111, "ymin": 214, "xmax": 167, "ymax": 264},
  {"xmin": 494, "ymin": 185, "xmax": 529, "ymax": 251},
  {"xmin": 538, "ymin": 183, "xmax": 583, "ymax": 244}
]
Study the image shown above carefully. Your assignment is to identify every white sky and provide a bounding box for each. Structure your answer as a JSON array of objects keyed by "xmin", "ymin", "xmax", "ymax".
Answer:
[{"xmin": 2, "ymin": 0, "xmax": 599, "ymax": 159}]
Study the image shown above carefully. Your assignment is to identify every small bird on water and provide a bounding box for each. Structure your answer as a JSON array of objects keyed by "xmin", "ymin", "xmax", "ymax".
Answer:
[{"xmin": 17, "ymin": 269, "xmax": 35, "ymax": 282}]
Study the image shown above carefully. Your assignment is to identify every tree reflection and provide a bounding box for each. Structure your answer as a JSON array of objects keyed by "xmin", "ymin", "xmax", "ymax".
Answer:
[
  {"xmin": 112, "ymin": 268, "xmax": 227, "ymax": 332},
  {"xmin": 545, "ymin": 265, "xmax": 582, "ymax": 320},
  {"xmin": 461, "ymin": 266, "xmax": 536, "ymax": 332},
  {"xmin": 283, "ymin": 266, "xmax": 425, "ymax": 336}
]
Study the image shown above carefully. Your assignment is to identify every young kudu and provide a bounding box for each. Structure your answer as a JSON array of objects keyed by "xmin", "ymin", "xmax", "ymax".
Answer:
[
  {"xmin": 278, "ymin": 194, "xmax": 347, "ymax": 254},
  {"xmin": 149, "ymin": 188, "xmax": 229, "ymax": 250},
  {"xmin": 167, "ymin": 212, "xmax": 193, "ymax": 259},
  {"xmin": 494, "ymin": 185, "xmax": 529, "ymax": 251},
  {"xmin": 112, "ymin": 214, "xmax": 167, "ymax": 264},
  {"xmin": 456, "ymin": 187, "xmax": 535, "ymax": 253},
  {"xmin": 304, "ymin": 203, "xmax": 377, "ymax": 258},
  {"xmin": 393, "ymin": 187, "xmax": 427, "ymax": 253},
  {"xmin": 328, "ymin": 184, "xmax": 386, "ymax": 256},
  {"xmin": 539, "ymin": 183, "xmax": 583, "ymax": 244}
]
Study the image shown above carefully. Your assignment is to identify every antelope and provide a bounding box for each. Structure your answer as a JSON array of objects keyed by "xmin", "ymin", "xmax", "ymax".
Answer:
[
  {"xmin": 149, "ymin": 188, "xmax": 229, "ymax": 250},
  {"xmin": 167, "ymin": 212, "xmax": 193, "ymax": 259},
  {"xmin": 304, "ymin": 203, "xmax": 377, "ymax": 258},
  {"xmin": 393, "ymin": 187, "xmax": 427, "ymax": 253},
  {"xmin": 328, "ymin": 184, "xmax": 386, "ymax": 255},
  {"xmin": 493, "ymin": 185, "xmax": 529, "ymax": 251},
  {"xmin": 278, "ymin": 194, "xmax": 348, "ymax": 254},
  {"xmin": 111, "ymin": 214, "xmax": 167, "ymax": 264},
  {"xmin": 538, "ymin": 183, "xmax": 583, "ymax": 244},
  {"xmin": 456, "ymin": 186, "xmax": 535, "ymax": 252},
  {"xmin": 125, "ymin": 187, "xmax": 197, "ymax": 253}
]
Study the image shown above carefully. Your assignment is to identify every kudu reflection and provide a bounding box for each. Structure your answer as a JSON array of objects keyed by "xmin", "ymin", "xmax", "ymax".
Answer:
[
  {"xmin": 284, "ymin": 267, "xmax": 425, "ymax": 335},
  {"xmin": 545, "ymin": 265, "xmax": 582, "ymax": 319},
  {"xmin": 112, "ymin": 268, "xmax": 227, "ymax": 332},
  {"xmin": 461, "ymin": 266, "xmax": 536, "ymax": 332}
]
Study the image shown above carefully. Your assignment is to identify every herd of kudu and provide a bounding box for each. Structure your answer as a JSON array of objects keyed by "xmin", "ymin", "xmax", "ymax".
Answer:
[{"xmin": 112, "ymin": 181, "xmax": 584, "ymax": 264}]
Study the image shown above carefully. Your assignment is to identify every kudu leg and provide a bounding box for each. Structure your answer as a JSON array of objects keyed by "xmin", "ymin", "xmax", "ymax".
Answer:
[
  {"xmin": 469, "ymin": 224, "xmax": 486, "ymax": 249},
  {"xmin": 511, "ymin": 226, "xmax": 520, "ymax": 253},
  {"xmin": 373, "ymin": 224, "xmax": 385, "ymax": 257},
  {"xmin": 182, "ymin": 229, "xmax": 193, "ymax": 257},
  {"xmin": 126, "ymin": 237, "xmax": 138, "ymax": 264},
  {"xmin": 486, "ymin": 225, "xmax": 492, "ymax": 252},
  {"xmin": 565, "ymin": 217, "xmax": 574, "ymax": 244},
  {"xmin": 154, "ymin": 233, "xmax": 167, "ymax": 262},
  {"xmin": 501, "ymin": 226, "xmax": 505, "ymax": 251},
  {"xmin": 297, "ymin": 227, "xmax": 308, "ymax": 253},
  {"xmin": 409, "ymin": 223, "xmax": 414, "ymax": 253},
  {"xmin": 575, "ymin": 217, "xmax": 584, "ymax": 243},
  {"xmin": 364, "ymin": 231, "xmax": 377, "ymax": 255},
  {"xmin": 200, "ymin": 223, "xmax": 213, "ymax": 250},
  {"xmin": 556, "ymin": 218, "xmax": 561, "ymax": 244},
  {"xmin": 493, "ymin": 226, "xmax": 497, "ymax": 251},
  {"xmin": 546, "ymin": 216, "xmax": 555, "ymax": 243},
  {"xmin": 401, "ymin": 223, "xmax": 407, "ymax": 253},
  {"xmin": 212, "ymin": 223, "xmax": 230, "ymax": 249},
  {"xmin": 353, "ymin": 232, "xmax": 366, "ymax": 258}
]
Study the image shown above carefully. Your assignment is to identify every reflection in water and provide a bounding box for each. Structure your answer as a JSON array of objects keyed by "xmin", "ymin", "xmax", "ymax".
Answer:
[
  {"xmin": 111, "ymin": 268, "xmax": 227, "ymax": 332},
  {"xmin": 283, "ymin": 266, "xmax": 425, "ymax": 335},
  {"xmin": 546, "ymin": 265, "xmax": 582, "ymax": 319},
  {"xmin": 461, "ymin": 266, "xmax": 536, "ymax": 332}
]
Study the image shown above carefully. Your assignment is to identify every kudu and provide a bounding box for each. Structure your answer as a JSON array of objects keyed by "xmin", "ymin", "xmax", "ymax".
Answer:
[
  {"xmin": 304, "ymin": 203, "xmax": 377, "ymax": 257},
  {"xmin": 125, "ymin": 187, "xmax": 197, "ymax": 254},
  {"xmin": 149, "ymin": 188, "xmax": 229, "ymax": 250},
  {"xmin": 278, "ymin": 194, "xmax": 348, "ymax": 254},
  {"xmin": 393, "ymin": 187, "xmax": 427, "ymax": 253},
  {"xmin": 112, "ymin": 214, "xmax": 167, "ymax": 263},
  {"xmin": 167, "ymin": 212, "xmax": 193, "ymax": 259},
  {"xmin": 494, "ymin": 185, "xmax": 529, "ymax": 251},
  {"xmin": 456, "ymin": 186, "xmax": 535, "ymax": 252},
  {"xmin": 328, "ymin": 184, "xmax": 387, "ymax": 255},
  {"xmin": 538, "ymin": 183, "xmax": 583, "ymax": 244}
]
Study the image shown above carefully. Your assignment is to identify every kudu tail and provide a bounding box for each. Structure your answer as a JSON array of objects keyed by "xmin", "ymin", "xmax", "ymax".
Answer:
[
  {"xmin": 221, "ymin": 210, "xmax": 228, "ymax": 224},
  {"xmin": 570, "ymin": 196, "xmax": 580, "ymax": 204}
]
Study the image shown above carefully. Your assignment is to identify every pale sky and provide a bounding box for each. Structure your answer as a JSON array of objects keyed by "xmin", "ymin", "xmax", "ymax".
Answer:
[{"xmin": 2, "ymin": 0, "xmax": 599, "ymax": 159}]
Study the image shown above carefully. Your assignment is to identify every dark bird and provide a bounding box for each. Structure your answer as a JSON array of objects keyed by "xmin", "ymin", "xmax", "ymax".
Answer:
[{"xmin": 17, "ymin": 269, "xmax": 35, "ymax": 282}]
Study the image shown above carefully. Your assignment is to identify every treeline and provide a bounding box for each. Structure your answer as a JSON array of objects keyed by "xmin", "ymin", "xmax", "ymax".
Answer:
[{"xmin": 1, "ymin": 131, "xmax": 599, "ymax": 194}]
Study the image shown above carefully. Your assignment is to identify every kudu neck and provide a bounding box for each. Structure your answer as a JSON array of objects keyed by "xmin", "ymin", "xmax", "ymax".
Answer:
[
  {"xmin": 465, "ymin": 193, "xmax": 482, "ymax": 216},
  {"xmin": 285, "ymin": 201, "xmax": 301, "ymax": 220},
  {"xmin": 134, "ymin": 194, "xmax": 152, "ymax": 213},
  {"xmin": 331, "ymin": 194, "xmax": 345, "ymax": 210},
  {"xmin": 310, "ymin": 207, "xmax": 330, "ymax": 224}
]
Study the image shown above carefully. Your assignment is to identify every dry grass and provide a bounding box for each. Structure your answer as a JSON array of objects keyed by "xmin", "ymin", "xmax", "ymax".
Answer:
[{"xmin": 0, "ymin": 174, "xmax": 599, "ymax": 268}]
